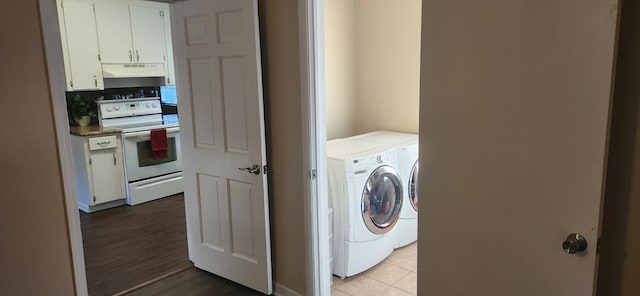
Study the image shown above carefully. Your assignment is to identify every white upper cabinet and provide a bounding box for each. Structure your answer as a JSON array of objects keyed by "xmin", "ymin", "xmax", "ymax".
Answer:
[
  {"xmin": 94, "ymin": 1, "xmax": 133, "ymax": 63},
  {"xmin": 94, "ymin": 1, "xmax": 166, "ymax": 64},
  {"xmin": 161, "ymin": 8, "xmax": 175, "ymax": 85},
  {"xmin": 58, "ymin": 0, "xmax": 104, "ymax": 90},
  {"xmin": 57, "ymin": 0, "xmax": 175, "ymax": 85},
  {"xmin": 130, "ymin": 5, "xmax": 166, "ymax": 63}
]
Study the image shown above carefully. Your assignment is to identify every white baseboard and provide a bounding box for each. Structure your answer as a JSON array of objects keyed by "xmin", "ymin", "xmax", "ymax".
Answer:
[{"xmin": 274, "ymin": 282, "xmax": 304, "ymax": 296}]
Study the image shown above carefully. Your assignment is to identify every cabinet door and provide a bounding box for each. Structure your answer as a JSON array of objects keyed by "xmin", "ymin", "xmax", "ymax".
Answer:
[
  {"xmin": 94, "ymin": 1, "xmax": 134, "ymax": 63},
  {"xmin": 130, "ymin": 5, "xmax": 166, "ymax": 64},
  {"xmin": 60, "ymin": 0, "xmax": 103, "ymax": 90},
  {"xmin": 162, "ymin": 8, "xmax": 175, "ymax": 85},
  {"xmin": 89, "ymin": 149, "xmax": 126, "ymax": 205}
]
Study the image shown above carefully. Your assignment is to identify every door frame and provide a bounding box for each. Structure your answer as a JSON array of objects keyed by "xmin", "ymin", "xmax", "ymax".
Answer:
[
  {"xmin": 39, "ymin": 0, "xmax": 89, "ymax": 294},
  {"xmin": 41, "ymin": 0, "xmax": 327, "ymax": 294},
  {"xmin": 298, "ymin": 0, "xmax": 331, "ymax": 295}
]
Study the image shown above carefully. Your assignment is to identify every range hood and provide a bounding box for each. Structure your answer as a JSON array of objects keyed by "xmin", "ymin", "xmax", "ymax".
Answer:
[{"xmin": 102, "ymin": 63, "xmax": 165, "ymax": 78}]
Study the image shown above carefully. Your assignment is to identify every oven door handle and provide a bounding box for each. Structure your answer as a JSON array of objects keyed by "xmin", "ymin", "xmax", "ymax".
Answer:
[{"xmin": 123, "ymin": 127, "xmax": 180, "ymax": 139}]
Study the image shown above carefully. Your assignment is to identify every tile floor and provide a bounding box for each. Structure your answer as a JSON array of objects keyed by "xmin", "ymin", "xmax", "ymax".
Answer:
[{"xmin": 331, "ymin": 242, "xmax": 417, "ymax": 296}]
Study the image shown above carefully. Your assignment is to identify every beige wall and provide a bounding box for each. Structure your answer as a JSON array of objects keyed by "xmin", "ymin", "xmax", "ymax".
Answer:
[
  {"xmin": 0, "ymin": 1, "xmax": 76, "ymax": 295},
  {"xmin": 324, "ymin": 0, "xmax": 357, "ymax": 140},
  {"xmin": 324, "ymin": 0, "xmax": 421, "ymax": 139},
  {"xmin": 259, "ymin": 0, "xmax": 307, "ymax": 294},
  {"xmin": 354, "ymin": 0, "xmax": 421, "ymax": 135},
  {"xmin": 598, "ymin": 0, "xmax": 640, "ymax": 295}
]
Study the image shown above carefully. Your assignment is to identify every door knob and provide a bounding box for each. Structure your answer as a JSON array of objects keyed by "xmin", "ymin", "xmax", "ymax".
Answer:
[
  {"xmin": 562, "ymin": 233, "xmax": 588, "ymax": 254},
  {"xmin": 239, "ymin": 164, "xmax": 261, "ymax": 175}
]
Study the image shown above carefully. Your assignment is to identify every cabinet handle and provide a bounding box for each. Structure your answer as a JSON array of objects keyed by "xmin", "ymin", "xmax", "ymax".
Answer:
[
  {"xmin": 136, "ymin": 50, "xmax": 140, "ymax": 62},
  {"xmin": 94, "ymin": 75, "xmax": 98, "ymax": 87},
  {"xmin": 129, "ymin": 50, "xmax": 133, "ymax": 62},
  {"xmin": 113, "ymin": 153, "xmax": 117, "ymax": 166}
]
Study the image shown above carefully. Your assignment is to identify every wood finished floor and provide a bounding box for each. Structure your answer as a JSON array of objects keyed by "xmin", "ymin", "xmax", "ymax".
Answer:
[
  {"xmin": 81, "ymin": 193, "xmax": 268, "ymax": 295},
  {"xmin": 126, "ymin": 267, "xmax": 265, "ymax": 296},
  {"xmin": 80, "ymin": 194, "xmax": 191, "ymax": 296}
]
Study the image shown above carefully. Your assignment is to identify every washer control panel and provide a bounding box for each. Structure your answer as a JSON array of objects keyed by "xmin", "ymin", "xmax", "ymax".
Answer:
[{"xmin": 348, "ymin": 148, "xmax": 399, "ymax": 176}]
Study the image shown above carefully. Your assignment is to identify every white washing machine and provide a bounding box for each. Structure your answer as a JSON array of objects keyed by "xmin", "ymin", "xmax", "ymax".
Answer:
[
  {"xmin": 327, "ymin": 138, "xmax": 404, "ymax": 278},
  {"xmin": 346, "ymin": 131, "xmax": 419, "ymax": 248}
]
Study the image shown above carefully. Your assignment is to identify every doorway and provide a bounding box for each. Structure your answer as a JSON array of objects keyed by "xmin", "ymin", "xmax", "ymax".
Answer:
[
  {"xmin": 43, "ymin": 0, "xmax": 275, "ymax": 294},
  {"xmin": 319, "ymin": 0, "xmax": 422, "ymax": 294},
  {"xmin": 41, "ymin": 0, "xmax": 191, "ymax": 294}
]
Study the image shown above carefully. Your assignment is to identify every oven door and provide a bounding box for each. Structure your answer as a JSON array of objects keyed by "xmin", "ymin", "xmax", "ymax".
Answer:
[{"xmin": 122, "ymin": 127, "xmax": 182, "ymax": 181}]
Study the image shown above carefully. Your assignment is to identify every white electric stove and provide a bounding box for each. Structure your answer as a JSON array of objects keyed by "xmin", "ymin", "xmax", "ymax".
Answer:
[{"xmin": 98, "ymin": 98, "xmax": 183, "ymax": 205}]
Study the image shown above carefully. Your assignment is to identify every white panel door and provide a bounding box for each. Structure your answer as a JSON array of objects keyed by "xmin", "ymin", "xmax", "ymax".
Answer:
[
  {"xmin": 173, "ymin": 0, "xmax": 272, "ymax": 294},
  {"xmin": 419, "ymin": 0, "xmax": 619, "ymax": 295}
]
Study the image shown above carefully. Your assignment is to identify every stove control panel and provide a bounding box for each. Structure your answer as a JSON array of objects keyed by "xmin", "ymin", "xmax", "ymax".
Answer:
[{"xmin": 98, "ymin": 98, "xmax": 162, "ymax": 119}]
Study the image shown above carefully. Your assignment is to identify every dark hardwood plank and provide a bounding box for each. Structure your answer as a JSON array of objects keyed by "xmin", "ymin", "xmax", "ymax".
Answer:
[
  {"xmin": 125, "ymin": 267, "xmax": 266, "ymax": 296},
  {"xmin": 80, "ymin": 194, "xmax": 191, "ymax": 296}
]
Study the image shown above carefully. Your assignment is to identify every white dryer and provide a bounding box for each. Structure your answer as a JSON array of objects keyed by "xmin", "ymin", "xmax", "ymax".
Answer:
[
  {"xmin": 327, "ymin": 139, "xmax": 404, "ymax": 278},
  {"xmin": 346, "ymin": 131, "xmax": 419, "ymax": 248},
  {"xmin": 395, "ymin": 142, "xmax": 419, "ymax": 247}
]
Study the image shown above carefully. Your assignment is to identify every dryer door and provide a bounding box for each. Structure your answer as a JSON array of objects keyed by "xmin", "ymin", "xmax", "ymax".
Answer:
[
  {"xmin": 409, "ymin": 159, "xmax": 419, "ymax": 211},
  {"xmin": 362, "ymin": 165, "xmax": 403, "ymax": 234}
]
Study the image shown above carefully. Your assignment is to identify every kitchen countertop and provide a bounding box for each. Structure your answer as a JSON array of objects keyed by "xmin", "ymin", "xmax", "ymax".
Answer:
[{"xmin": 70, "ymin": 125, "xmax": 121, "ymax": 137}]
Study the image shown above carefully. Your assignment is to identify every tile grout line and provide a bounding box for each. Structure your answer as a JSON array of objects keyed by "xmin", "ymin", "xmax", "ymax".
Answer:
[
  {"xmin": 331, "ymin": 243, "xmax": 417, "ymax": 295},
  {"xmin": 390, "ymin": 272, "xmax": 418, "ymax": 295}
]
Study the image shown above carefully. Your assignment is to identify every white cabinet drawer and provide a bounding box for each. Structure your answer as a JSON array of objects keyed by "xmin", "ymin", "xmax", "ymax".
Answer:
[{"xmin": 88, "ymin": 135, "xmax": 118, "ymax": 150}]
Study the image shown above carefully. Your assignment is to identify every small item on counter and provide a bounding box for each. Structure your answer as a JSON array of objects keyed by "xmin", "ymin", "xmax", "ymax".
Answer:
[{"xmin": 67, "ymin": 93, "xmax": 97, "ymax": 126}]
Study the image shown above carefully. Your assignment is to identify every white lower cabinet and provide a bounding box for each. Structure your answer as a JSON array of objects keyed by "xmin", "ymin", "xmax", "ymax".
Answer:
[{"xmin": 71, "ymin": 134, "xmax": 126, "ymax": 212}]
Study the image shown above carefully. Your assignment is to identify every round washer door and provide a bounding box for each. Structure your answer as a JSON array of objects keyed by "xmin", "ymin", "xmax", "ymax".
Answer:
[
  {"xmin": 361, "ymin": 165, "xmax": 403, "ymax": 234},
  {"xmin": 409, "ymin": 159, "xmax": 419, "ymax": 211}
]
